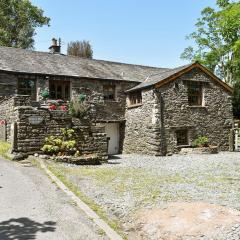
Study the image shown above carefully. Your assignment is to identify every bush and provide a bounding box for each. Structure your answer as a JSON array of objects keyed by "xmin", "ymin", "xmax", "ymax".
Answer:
[
  {"xmin": 41, "ymin": 128, "xmax": 78, "ymax": 156},
  {"xmin": 69, "ymin": 97, "xmax": 89, "ymax": 118},
  {"xmin": 192, "ymin": 136, "xmax": 209, "ymax": 147}
]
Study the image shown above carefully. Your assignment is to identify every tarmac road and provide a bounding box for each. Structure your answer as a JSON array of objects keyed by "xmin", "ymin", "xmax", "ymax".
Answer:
[{"xmin": 0, "ymin": 157, "xmax": 108, "ymax": 240}]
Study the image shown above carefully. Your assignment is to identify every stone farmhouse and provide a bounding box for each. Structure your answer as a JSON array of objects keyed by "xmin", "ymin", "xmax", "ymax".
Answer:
[{"xmin": 0, "ymin": 40, "xmax": 233, "ymax": 156}]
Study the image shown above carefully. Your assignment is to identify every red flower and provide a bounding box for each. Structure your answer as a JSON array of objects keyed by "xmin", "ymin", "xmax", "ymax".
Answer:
[
  {"xmin": 60, "ymin": 105, "xmax": 68, "ymax": 111},
  {"xmin": 49, "ymin": 104, "xmax": 57, "ymax": 110}
]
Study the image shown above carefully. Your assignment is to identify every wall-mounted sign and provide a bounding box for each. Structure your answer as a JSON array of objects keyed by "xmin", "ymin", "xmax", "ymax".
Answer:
[{"xmin": 28, "ymin": 115, "xmax": 44, "ymax": 125}]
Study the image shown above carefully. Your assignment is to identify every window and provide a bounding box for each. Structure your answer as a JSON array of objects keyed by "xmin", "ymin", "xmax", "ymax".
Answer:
[
  {"xmin": 17, "ymin": 78, "xmax": 36, "ymax": 100},
  {"xmin": 188, "ymin": 82, "xmax": 202, "ymax": 106},
  {"xmin": 49, "ymin": 80, "xmax": 70, "ymax": 100},
  {"xmin": 103, "ymin": 85, "xmax": 116, "ymax": 101},
  {"xmin": 129, "ymin": 91, "xmax": 142, "ymax": 106},
  {"xmin": 176, "ymin": 129, "xmax": 188, "ymax": 146}
]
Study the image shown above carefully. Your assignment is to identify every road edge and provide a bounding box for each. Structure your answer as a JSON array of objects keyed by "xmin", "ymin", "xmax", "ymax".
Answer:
[{"xmin": 39, "ymin": 159, "xmax": 123, "ymax": 240}]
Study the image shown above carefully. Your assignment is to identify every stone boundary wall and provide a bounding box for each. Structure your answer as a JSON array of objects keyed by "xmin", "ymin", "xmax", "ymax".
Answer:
[
  {"xmin": 0, "ymin": 95, "xmax": 108, "ymax": 160},
  {"xmin": 0, "ymin": 95, "xmax": 30, "ymax": 141}
]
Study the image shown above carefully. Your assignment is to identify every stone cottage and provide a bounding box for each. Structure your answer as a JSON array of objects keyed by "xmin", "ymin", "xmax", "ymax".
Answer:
[
  {"xmin": 0, "ymin": 40, "xmax": 233, "ymax": 155},
  {"xmin": 124, "ymin": 63, "xmax": 233, "ymax": 155}
]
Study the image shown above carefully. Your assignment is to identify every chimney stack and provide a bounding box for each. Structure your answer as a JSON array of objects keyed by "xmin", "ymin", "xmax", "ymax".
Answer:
[{"xmin": 49, "ymin": 38, "xmax": 61, "ymax": 54}]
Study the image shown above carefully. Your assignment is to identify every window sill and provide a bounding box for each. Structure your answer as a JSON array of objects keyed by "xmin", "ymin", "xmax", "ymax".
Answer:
[
  {"xmin": 177, "ymin": 145, "xmax": 191, "ymax": 148},
  {"xmin": 187, "ymin": 105, "xmax": 206, "ymax": 108},
  {"xmin": 127, "ymin": 103, "xmax": 143, "ymax": 109}
]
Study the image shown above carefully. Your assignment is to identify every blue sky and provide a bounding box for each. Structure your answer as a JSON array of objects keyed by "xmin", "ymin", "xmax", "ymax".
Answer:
[{"xmin": 32, "ymin": 0, "xmax": 216, "ymax": 68}]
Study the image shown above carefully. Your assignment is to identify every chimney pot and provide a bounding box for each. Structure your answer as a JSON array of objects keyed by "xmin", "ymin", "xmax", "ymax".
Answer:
[
  {"xmin": 52, "ymin": 38, "xmax": 57, "ymax": 46},
  {"xmin": 49, "ymin": 38, "xmax": 61, "ymax": 54}
]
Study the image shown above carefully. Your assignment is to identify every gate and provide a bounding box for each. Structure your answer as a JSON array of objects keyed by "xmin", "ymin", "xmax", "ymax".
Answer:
[
  {"xmin": 0, "ymin": 119, "xmax": 6, "ymax": 141},
  {"xmin": 234, "ymin": 128, "xmax": 240, "ymax": 152}
]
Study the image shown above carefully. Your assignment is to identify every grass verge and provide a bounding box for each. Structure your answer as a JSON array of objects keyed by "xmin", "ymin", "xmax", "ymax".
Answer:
[
  {"xmin": 0, "ymin": 140, "xmax": 12, "ymax": 160},
  {"xmin": 46, "ymin": 163, "xmax": 126, "ymax": 239}
]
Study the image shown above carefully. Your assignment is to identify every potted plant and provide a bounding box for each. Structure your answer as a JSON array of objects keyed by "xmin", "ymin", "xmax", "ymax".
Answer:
[
  {"xmin": 192, "ymin": 136, "xmax": 218, "ymax": 154},
  {"xmin": 41, "ymin": 89, "xmax": 50, "ymax": 103}
]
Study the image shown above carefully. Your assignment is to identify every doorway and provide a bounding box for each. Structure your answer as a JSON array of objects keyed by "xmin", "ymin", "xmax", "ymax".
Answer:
[{"xmin": 104, "ymin": 123, "xmax": 119, "ymax": 155}]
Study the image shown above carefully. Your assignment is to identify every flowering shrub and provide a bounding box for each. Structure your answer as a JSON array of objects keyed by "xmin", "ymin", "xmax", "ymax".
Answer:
[
  {"xmin": 49, "ymin": 104, "xmax": 57, "ymax": 110},
  {"xmin": 60, "ymin": 105, "xmax": 68, "ymax": 111},
  {"xmin": 41, "ymin": 128, "xmax": 78, "ymax": 156}
]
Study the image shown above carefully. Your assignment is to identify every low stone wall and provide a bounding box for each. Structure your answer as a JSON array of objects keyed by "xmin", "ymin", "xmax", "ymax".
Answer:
[
  {"xmin": 0, "ymin": 95, "xmax": 108, "ymax": 161},
  {"xmin": 0, "ymin": 95, "xmax": 31, "ymax": 141}
]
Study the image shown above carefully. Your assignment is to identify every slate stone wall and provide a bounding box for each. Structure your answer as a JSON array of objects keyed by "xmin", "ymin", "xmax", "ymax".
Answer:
[
  {"xmin": 0, "ymin": 96, "xmax": 108, "ymax": 159},
  {"xmin": 71, "ymin": 77, "xmax": 136, "ymax": 122},
  {"xmin": 123, "ymin": 90, "xmax": 161, "ymax": 154},
  {"xmin": 71, "ymin": 78, "xmax": 137, "ymax": 154},
  {"xmin": 0, "ymin": 95, "xmax": 31, "ymax": 141},
  {"xmin": 124, "ymin": 68, "xmax": 233, "ymax": 155},
  {"xmin": 14, "ymin": 107, "xmax": 108, "ymax": 159},
  {"xmin": 0, "ymin": 72, "xmax": 17, "ymax": 100}
]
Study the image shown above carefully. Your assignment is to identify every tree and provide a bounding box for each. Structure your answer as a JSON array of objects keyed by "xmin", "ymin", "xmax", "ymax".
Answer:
[
  {"xmin": 181, "ymin": 0, "xmax": 240, "ymax": 85},
  {"xmin": 0, "ymin": 0, "xmax": 50, "ymax": 49},
  {"xmin": 67, "ymin": 40, "xmax": 93, "ymax": 59}
]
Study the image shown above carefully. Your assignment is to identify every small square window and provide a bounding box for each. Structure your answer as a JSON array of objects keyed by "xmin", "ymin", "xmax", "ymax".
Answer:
[
  {"xmin": 176, "ymin": 129, "xmax": 188, "ymax": 146},
  {"xmin": 128, "ymin": 91, "xmax": 142, "ymax": 106},
  {"xmin": 188, "ymin": 82, "xmax": 202, "ymax": 106},
  {"xmin": 18, "ymin": 78, "xmax": 36, "ymax": 100},
  {"xmin": 103, "ymin": 85, "xmax": 116, "ymax": 101},
  {"xmin": 49, "ymin": 80, "xmax": 70, "ymax": 100}
]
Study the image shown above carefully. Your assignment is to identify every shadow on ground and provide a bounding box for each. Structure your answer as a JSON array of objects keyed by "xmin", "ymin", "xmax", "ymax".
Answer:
[
  {"xmin": 107, "ymin": 155, "xmax": 122, "ymax": 165},
  {"xmin": 0, "ymin": 217, "xmax": 56, "ymax": 240}
]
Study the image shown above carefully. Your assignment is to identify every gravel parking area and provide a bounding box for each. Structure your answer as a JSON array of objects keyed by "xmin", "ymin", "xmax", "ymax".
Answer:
[{"xmin": 47, "ymin": 152, "xmax": 240, "ymax": 239}]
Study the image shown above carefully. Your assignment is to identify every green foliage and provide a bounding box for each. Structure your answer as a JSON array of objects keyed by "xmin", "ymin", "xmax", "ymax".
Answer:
[
  {"xmin": 41, "ymin": 89, "xmax": 49, "ymax": 100},
  {"xmin": 192, "ymin": 136, "xmax": 209, "ymax": 147},
  {"xmin": 41, "ymin": 128, "xmax": 77, "ymax": 155},
  {"xmin": 69, "ymin": 96, "xmax": 89, "ymax": 118},
  {"xmin": 79, "ymin": 93, "xmax": 86, "ymax": 102},
  {"xmin": 67, "ymin": 40, "xmax": 93, "ymax": 59},
  {"xmin": 0, "ymin": 0, "xmax": 50, "ymax": 49},
  {"xmin": 0, "ymin": 140, "xmax": 12, "ymax": 160},
  {"xmin": 181, "ymin": 0, "xmax": 240, "ymax": 85}
]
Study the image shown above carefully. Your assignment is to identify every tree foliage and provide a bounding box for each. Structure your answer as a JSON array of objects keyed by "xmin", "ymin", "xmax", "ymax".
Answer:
[
  {"xmin": 67, "ymin": 40, "xmax": 93, "ymax": 59},
  {"xmin": 181, "ymin": 0, "xmax": 240, "ymax": 85},
  {"xmin": 0, "ymin": 0, "xmax": 50, "ymax": 49}
]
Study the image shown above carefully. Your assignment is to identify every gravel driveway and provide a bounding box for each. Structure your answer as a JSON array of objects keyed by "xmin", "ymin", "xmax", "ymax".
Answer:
[{"xmin": 47, "ymin": 152, "xmax": 240, "ymax": 239}]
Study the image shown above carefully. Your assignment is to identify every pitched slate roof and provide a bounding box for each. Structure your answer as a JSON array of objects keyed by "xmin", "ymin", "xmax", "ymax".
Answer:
[
  {"xmin": 0, "ymin": 46, "xmax": 168, "ymax": 82},
  {"xmin": 127, "ymin": 64, "xmax": 193, "ymax": 92},
  {"xmin": 127, "ymin": 62, "xmax": 233, "ymax": 93}
]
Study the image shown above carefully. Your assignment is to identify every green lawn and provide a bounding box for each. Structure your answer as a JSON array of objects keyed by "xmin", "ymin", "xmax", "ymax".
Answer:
[{"xmin": 0, "ymin": 140, "xmax": 12, "ymax": 160}]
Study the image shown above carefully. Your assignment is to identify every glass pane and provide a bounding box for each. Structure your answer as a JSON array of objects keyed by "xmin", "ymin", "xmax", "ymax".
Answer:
[
  {"xmin": 188, "ymin": 82, "xmax": 202, "ymax": 106},
  {"xmin": 57, "ymin": 85, "xmax": 62, "ymax": 99},
  {"xmin": 176, "ymin": 130, "xmax": 188, "ymax": 145}
]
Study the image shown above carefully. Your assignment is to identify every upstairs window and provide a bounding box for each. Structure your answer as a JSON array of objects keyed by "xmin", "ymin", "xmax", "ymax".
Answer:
[
  {"xmin": 129, "ymin": 91, "xmax": 142, "ymax": 106},
  {"xmin": 176, "ymin": 129, "xmax": 188, "ymax": 146},
  {"xmin": 103, "ymin": 85, "xmax": 116, "ymax": 101},
  {"xmin": 49, "ymin": 80, "xmax": 70, "ymax": 100},
  {"xmin": 17, "ymin": 78, "xmax": 36, "ymax": 100},
  {"xmin": 188, "ymin": 82, "xmax": 202, "ymax": 106}
]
